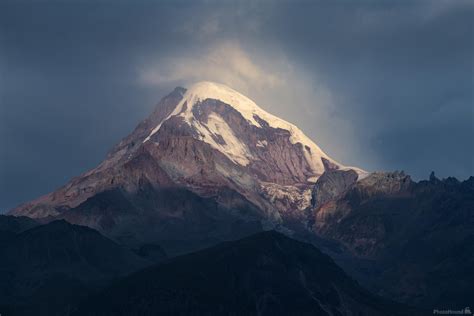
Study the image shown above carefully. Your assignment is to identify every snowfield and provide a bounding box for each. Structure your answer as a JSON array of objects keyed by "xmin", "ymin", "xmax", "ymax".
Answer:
[{"xmin": 144, "ymin": 81, "xmax": 367, "ymax": 178}]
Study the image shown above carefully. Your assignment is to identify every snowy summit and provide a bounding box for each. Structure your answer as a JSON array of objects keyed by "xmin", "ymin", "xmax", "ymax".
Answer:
[{"xmin": 144, "ymin": 81, "xmax": 365, "ymax": 177}]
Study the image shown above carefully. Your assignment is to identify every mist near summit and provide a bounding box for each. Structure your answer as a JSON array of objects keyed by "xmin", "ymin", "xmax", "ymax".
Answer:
[{"xmin": 138, "ymin": 40, "xmax": 363, "ymax": 171}]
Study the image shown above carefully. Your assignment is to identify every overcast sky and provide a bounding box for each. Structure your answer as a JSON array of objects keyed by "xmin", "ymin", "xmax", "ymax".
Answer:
[{"xmin": 1, "ymin": 0, "xmax": 473, "ymax": 212}]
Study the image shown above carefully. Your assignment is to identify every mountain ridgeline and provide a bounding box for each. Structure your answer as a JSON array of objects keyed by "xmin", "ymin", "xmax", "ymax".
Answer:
[
  {"xmin": 73, "ymin": 231, "xmax": 416, "ymax": 316},
  {"xmin": 6, "ymin": 82, "xmax": 473, "ymax": 313}
]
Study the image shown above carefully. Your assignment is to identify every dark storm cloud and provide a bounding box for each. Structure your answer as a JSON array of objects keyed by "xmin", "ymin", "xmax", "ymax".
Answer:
[
  {"xmin": 260, "ymin": 0, "xmax": 474, "ymax": 176},
  {"xmin": 1, "ymin": 0, "xmax": 472, "ymax": 212}
]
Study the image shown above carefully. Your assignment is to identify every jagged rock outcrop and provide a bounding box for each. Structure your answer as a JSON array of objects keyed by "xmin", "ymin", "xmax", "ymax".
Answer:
[
  {"xmin": 311, "ymin": 168, "xmax": 358, "ymax": 208},
  {"xmin": 313, "ymin": 171, "xmax": 412, "ymax": 239},
  {"xmin": 312, "ymin": 173, "xmax": 474, "ymax": 308},
  {"xmin": 350, "ymin": 171, "xmax": 412, "ymax": 200}
]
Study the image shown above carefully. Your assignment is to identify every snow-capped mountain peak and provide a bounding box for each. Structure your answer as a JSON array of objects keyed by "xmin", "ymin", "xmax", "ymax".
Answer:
[
  {"xmin": 10, "ymin": 81, "xmax": 367, "ymax": 241},
  {"xmin": 143, "ymin": 81, "xmax": 358, "ymax": 177}
]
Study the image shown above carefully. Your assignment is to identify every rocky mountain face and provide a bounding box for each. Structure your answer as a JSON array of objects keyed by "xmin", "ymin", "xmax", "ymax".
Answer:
[
  {"xmin": 73, "ymin": 231, "xmax": 415, "ymax": 316},
  {"xmin": 311, "ymin": 172, "xmax": 474, "ymax": 308},
  {"xmin": 313, "ymin": 171, "xmax": 413, "ymax": 255},
  {"xmin": 9, "ymin": 82, "xmax": 365, "ymax": 253},
  {"xmin": 311, "ymin": 158, "xmax": 359, "ymax": 208}
]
